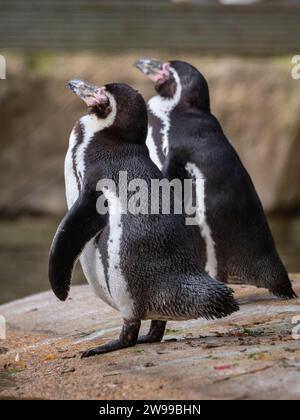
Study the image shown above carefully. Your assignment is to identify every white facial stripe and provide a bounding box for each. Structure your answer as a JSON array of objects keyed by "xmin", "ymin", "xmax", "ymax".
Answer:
[
  {"xmin": 76, "ymin": 92, "xmax": 118, "ymax": 185},
  {"xmin": 65, "ymin": 92, "xmax": 118, "ymax": 209},
  {"xmin": 94, "ymin": 91, "xmax": 118, "ymax": 131},
  {"xmin": 103, "ymin": 189, "xmax": 134, "ymax": 320},
  {"xmin": 148, "ymin": 68, "xmax": 182, "ymax": 157},
  {"xmin": 185, "ymin": 162, "xmax": 218, "ymax": 279},
  {"xmin": 146, "ymin": 126, "xmax": 163, "ymax": 170}
]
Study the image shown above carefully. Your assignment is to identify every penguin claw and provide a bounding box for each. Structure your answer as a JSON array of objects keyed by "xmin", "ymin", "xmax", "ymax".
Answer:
[
  {"xmin": 81, "ymin": 349, "xmax": 96, "ymax": 359},
  {"xmin": 81, "ymin": 347, "xmax": 111, "ymax": 358},
  {"xmin": 81, "ymin": 348, "xmax": 105, "ymax": 358}
]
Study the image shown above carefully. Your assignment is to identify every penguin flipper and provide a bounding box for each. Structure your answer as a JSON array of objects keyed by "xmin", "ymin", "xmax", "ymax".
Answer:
[
  {"xmin": 162, "ymin": 149, "xmax": 189, "ymax": 181},
  {"xmin": 49, "ymin": 190, "xmax": 107, "ymax": 301}
]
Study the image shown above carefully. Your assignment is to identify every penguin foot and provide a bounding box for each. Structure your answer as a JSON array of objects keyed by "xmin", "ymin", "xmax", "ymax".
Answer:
[
  {"xmin": 81, "ymin": 339, "xmax": 132, "ymax": 358},
  {"xmin": 81, "ymin": 320, "xmax": 141, "ymax": 358},
  {"xmin": 137, "ymin": 320, "xmax": 167, "ymax": 344}
]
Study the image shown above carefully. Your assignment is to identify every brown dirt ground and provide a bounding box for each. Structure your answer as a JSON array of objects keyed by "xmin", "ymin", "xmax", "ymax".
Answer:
[{"xmin": 0, "ymin": 275, "xmax": 300, "ymax": 400}]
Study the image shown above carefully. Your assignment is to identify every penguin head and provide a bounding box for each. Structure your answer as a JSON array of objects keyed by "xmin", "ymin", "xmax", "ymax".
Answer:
[
  {"xmin": 67, "ymin": 80, "xmax": 148, "ymax": 144},
  {"xmin": 135, "ymin": 58, "xmax": 210, "ymax": 112}
]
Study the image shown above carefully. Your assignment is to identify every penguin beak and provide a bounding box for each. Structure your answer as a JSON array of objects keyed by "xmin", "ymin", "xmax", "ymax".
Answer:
[
  {"xmin": 134, "ymin": 58, "xmax": 170, "ymax": 84},
  {"xmin": 67, "ymin": 79, "xmax": 108, "ymax": 107}
]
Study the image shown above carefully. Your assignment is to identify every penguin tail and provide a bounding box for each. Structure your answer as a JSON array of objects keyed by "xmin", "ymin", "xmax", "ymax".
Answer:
[
  {"xmin": 269, "ymin": 276, "xmax": 297, "ymax": 300},
  {"xmin": 152, "ymin": 274, "xmax": 239, "ymax": 321},
  {"xmin": 258, "ymin": 255, "xmax": 297, "ymax": 300}
]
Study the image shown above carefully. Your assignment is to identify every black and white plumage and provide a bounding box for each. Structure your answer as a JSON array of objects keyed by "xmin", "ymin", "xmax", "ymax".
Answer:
[
  {"xmin": 48, "ymin": 80, "xmax": 239, "ymax": 357},
  {"xmin": 135, "ymin": 58, "xmax": 297, "ymax": 299}
]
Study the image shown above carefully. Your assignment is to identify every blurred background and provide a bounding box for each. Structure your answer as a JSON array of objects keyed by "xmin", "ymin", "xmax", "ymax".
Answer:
[{"xmin": 0, "ymin": 0, "xmax": 299, "ymax": 304}]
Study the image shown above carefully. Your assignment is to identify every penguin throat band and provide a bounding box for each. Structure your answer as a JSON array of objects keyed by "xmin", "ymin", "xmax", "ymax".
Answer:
[{"xmin": 95, "ymin": 170, "xmax": 204, "ymax": 226}]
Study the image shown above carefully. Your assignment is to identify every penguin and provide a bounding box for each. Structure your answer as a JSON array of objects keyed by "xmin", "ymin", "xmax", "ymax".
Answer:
[
  {"xmin": 48, "ymin": 80, "xmax": 239, "ymax": 357},
  {"xmin": 135, "ymin": 58, "xmax": 297, "ymax": 300}
]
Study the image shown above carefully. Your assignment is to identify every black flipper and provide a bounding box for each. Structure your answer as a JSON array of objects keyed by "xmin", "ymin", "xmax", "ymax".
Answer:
[
  {"xmin": 162, "ymin": 149, "xmax": 189, "ymax": 182},
  {"xmin": 49, "ymin": 188, "xmax": 107, "ymax": 301}
]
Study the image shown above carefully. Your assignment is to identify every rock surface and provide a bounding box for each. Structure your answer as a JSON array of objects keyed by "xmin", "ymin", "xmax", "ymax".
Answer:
[
  {"xmin": 0, "ymin": 275, "xmax": 299, "ymax": 400},
  {"xmin": 0, "ymin": 54, "xmax": 300, "ymax": 216}
]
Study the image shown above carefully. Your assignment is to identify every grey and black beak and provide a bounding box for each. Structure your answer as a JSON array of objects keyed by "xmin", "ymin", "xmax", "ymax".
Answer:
[
  {"xmin": 67, "ymin": 79, "xmax": 108, "ymax": 107},
  {"xmin": 67, "ymin": 79, "xmax": 98, "ymax": 99},
  {"xmin": 134, "ymin": 58, "xmax": 164, "ymax": 76}
]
